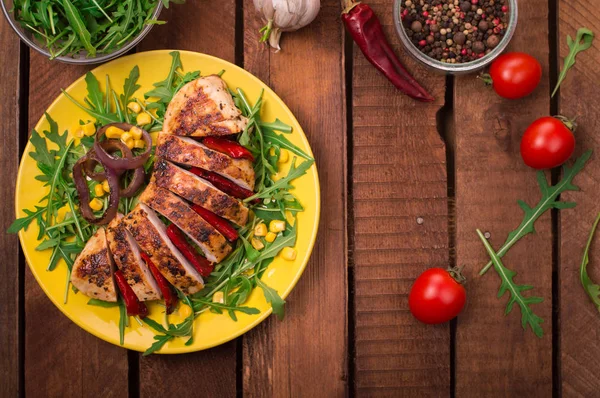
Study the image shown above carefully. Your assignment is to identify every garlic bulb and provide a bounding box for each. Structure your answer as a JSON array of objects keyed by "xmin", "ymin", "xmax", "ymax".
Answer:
[{"xmin": 254, "ymin": 0, "xmax": 321, "ymax": 51}]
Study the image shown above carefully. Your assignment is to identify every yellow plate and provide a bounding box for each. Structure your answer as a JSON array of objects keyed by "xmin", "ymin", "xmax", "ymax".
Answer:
[{"xmin": 15, "ymin": 50, "xmax": 320, "ymax": 353}]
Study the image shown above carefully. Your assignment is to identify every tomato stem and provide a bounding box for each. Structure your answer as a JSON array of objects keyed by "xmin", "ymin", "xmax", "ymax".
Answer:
[
  {"xmin": 477, "ymin": 73, "xmax": 493, "ymax": 86},
  {"xmin": 447, "ymin": 265, "xmax": 467, "ymax": 284},
  {"xmin": 554, "ymin": 115, "xmax": 578, "ymax": 132}
]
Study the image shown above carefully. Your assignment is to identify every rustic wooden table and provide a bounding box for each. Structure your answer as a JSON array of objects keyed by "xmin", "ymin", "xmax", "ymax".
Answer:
[{"xmin": 1, "ymin": 0, "xmax": 599, "ymax": 397}]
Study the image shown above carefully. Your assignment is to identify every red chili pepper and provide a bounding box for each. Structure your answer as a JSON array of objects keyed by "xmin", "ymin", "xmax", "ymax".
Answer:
[
  {"xmin": 114, "ymin": 270, "xmax": 149, "ymax": 318},
  {"xmin": 191, "ymin": 204, "xmax": 239, "ymax": 242},
  {"xmin": 189, "ymin": 167, "xmax": 259, "ymax": 204},
  {"xmin": 140, "ymin": 252, "xmax": 177, "ymax": 314},
  {"xmin": 166, "ymin": 224, "xmax": 214, "ymax": 278},
  {"xmin": 341, "ymin": 2, "xmax": 434, "ymax": 102},
  {"xmin": 202, "ymin": 137, "xmax": 254, "ymax": 161}
]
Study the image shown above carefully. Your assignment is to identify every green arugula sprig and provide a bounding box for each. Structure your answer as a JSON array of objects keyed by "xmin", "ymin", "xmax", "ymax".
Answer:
[
  {"xmin": 477, "ymin": 229, "xmax": 545, "ymax": 337},
  {"xmin": 480, "ymin": 150, "xmax": 593, "ymax": 275},
  {"xmin": 552, "ymin": 28, "xmax": 595, "ymax": 97},
  {"xmin": 12, "ymin": 0, "xmax": 182, "ymax": 59},
  {"xmin": 580, "ymin": 213, "xmax": 600, "ymax": 313}
]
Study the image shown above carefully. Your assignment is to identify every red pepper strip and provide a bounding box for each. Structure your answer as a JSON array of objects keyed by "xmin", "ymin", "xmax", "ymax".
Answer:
[
  {"xmin": 202, "ymin": 137, "xmax": 255, "ymax": 161},
  {"xmin": 166, "ymin": 224, "xmax": 214, "ymax": 278},
  {"xmin": 140, "ymin": 252, "xmax": 178, "ymax": 314},
  {"xmin": 189, "ymin": 167, "xmax": 260, "ymax": 204},
  {"xmin": 114, "ymin": 270, "xmax": 149, "ymax": 318},
  {"xmin": 342, "ymin": 2, "xmax": 434, "ymax": 102},
  {"xmin": 191, "ymin": 204, "xmax": 239, "ymax": 242}
]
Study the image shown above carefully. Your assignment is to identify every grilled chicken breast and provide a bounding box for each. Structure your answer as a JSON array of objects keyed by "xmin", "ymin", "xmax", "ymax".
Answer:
[
  {"xmin": 156, "ymin": 133, "xmax": 255, "ymax": 190},
  {"xmin": 153, "ymin": 159, "xmax": 249, "ymax": 226},
  {"xmin": 163, "ymin": 75, "xmax": 249, "ymax": 137},
  {"xmin": 106, "ymin": 214, "xmax": 162, "ymax": 301},
  {"xmin": 140, "ymin": 182, "xmax": 232, "ymax": 263},
  {"xmin": 123, "ymin": 204, "xmax": 204, "ymax": 295},
  {"xmin": 71, "ymin": 228, "xmax": 117, "ymax": 302}
]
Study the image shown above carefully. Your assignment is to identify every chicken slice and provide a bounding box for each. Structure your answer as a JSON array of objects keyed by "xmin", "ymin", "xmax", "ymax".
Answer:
[
  {"xmin": 122, "ymin": 204, "xmax": 204, "ymax": 295},
  {"xmin": 71, "ymin": 228, "xmax": 117, "ymax": 302},
  {"xmin": 156, "ymin": 133, "xmax": 255, "ymax": 190},
  {"xmin": 153, "ymin": 159, "xmax": 249, "ymax": 226},
  {"xmin": 106, "ymin": 214, "xmax": 162, "ymax": 301},
  {"xmin": 163, "ymin": 75, "xmax": 249, "ymax": 137},
  {"xmin": 140, "ymin": 182, "xmax": 232, "ymax": 263}
]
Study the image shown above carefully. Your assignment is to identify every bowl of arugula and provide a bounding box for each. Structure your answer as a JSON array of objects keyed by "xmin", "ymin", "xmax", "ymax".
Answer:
[{"xmin": 1, "ymin": 0, "xmax": 175, "ymax": 64}]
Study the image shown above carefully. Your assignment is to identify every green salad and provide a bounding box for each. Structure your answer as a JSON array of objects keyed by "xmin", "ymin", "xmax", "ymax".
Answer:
[{"xmin": 9, "ymin": 51, "xmax": 315, "ymax": 354}]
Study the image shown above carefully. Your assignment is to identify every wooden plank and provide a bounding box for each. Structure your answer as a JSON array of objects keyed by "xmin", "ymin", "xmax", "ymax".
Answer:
[
  {"xmin": 557, "ymin": 2, "xmax": 600, "ymax": 396},
  {"xmin": 454, "ymin": 1, "xmax": 553, "ymax": 396},
  {"xmin": 350, "ymin": 0, "xmax": 449, "ymax": 396},
  {"xmin": 0, "ymin": 16, "xmax": 22, "ymax": 398},
  {"xmin": 242, "ymin": 1, "xmax": 348, "ymax": 396},
  {"xmin": 25, "ymin": 52, "xmax": 129, "ymax": 398},
  {"xmin": 137, "ymin": 2, "xmax": 238, "ymax": 397}
]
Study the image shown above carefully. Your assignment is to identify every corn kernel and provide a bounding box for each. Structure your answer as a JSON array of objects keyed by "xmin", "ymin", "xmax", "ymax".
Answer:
[
  {"xmin": 269, "ymin": 147, "xmax": 276, "ymax": 157},
  {"xmin": 179, "ymin": 304, "xmax": 192, "ymax": 318},
  {"xmin": 94, "ymin": 184, "xmax": 105, "ymax": 197},
  {"xmin": 81, "ymin": 122, "xmax": 96, "ymax": 137},
  {"xmin": 269, "ymin": 220, "xmax": 286, "ymax": 233},
  {"xmin": 89, "ymin": 198, "xmax": 103, "ymax": 211},
  {"xmin": 124, "ymin": 139, "xmax": 134, "ymax": 150},
  {"xmin": 102, "ymin": 179, "xmax": 110, "ymax": 193},
  {"xmin": 278, "ymin": 149, "xmax": 289, "ymax": 163},
  {"xmin": 281, "ymin": 247, "xmax": 297, "ymax": 261},
  {"xmin": 265, "ymin": 232, "xmax": 277, "ymax": 243},
  {"xmin": 136, "ymin": 112, "xmax": 152, "ymax": 126},
  {"xmin": 133, "ymin": 139, "xmax": 145, "ymax": 149},
  {"xmin": 74, "ymin": 128, "xmax": 84, "ymax": 138},
  {"xmin": 130, "ymin": 126, "xmax": 143, "ymax": 140},
  {"xmin": 213, "ymin": 291, "xmax": 224, "ymax": 304},
  {"xmin": 251, "ymin": 238, "xmax": 265, "ymax": 251},
  {"xmin": 105, "ymin": 126, "xmax": 125, "ymax": 139},
  {"xmin": 254, "ymin": 223, "xmax": 267, "ymax": 237},
  {"xmin": 127, "ymin": 102, "xmax": 142, "ymax": 114},
  {"xmin": 120, "ymin": 132, "xmax": 133, "ymax": 143}
]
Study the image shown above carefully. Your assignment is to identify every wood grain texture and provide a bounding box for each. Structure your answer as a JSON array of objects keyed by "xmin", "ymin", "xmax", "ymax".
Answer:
[
  {"xmin": 24, "ymin": 52, "xmax": 129, "ymax": 398},
  {"xmin": 138, "ymin": 2, "xmax": 239, "ymax": 397},
  {"xmin": 242, "ymin": 1, "xmax": 348, "ymax": 397},
  {"xmin": 0, "ymin": 16, "xmax": 22, "ymax": 398},
  {"xmin": 558, "ymin": 2, "xmax": 600, "ymax": 396},
  {"xmin": 351, "ymin": 1, "xmax": 449, "ymax": 396},
  {"xmin": 454, "ymin": 1, "xmax": 553, "ymax": 396}
]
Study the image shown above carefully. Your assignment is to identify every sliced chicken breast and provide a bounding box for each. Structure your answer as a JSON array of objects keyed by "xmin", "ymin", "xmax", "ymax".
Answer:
[
  {"xmin": 106, "ymin": 214, "xmax": 162, "ymax": 301},
  {"xmin": 163, "ymin": 75, "xmax": 249, "ymax": 137},
  {"xmin": 140, "ymin": 182, "xmax": 232, "ymax": 263},
  {"xmin": 71, "ymin": 228, "xmax": 117, "ymax": 302},
  {"xmin": 122, "ymin": 204, "xmax": 204, "ymax": 295},
  {"xmin": 153, "ymin": 159, "xmax": 249, "ymax": 226},
  {"xmin": 156, "ymin": 133, "xmax": 255, "ymax": 190}
]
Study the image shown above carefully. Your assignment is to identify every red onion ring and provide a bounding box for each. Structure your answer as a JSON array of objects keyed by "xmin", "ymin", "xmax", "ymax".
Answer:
[
  {"xmin": 83, "ymin": 140, "xmax": 132, "ymax": 181},
  {"xmin": 73, "ymin": 152, "xmax": 120, "ymax": 225},
  {"xmin": 94, "ymin": 122, "xmax": 152, "ymax": 170},
  {"xmin": 120, "ymin": 166, "xmax": 146, "ymax": 198}
]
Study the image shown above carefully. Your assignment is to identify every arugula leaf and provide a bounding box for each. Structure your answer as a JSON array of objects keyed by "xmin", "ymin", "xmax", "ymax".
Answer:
[
  {"xmin": 84, "ymin": 72, "xmax": 104, "ymax": 113},
  {"xmin": 87, "ymin": 298, "xmax": 119, "ymax": 308},
  {"xmin": 552, "ymin": 28, "xmax": 594, "ymax": 97},
  {"xmin": 192, "ymin": 299, "xmax": 260, "ymax": 317},
  {"xmin": 480, "ymin": 150, "xmax": 592, "ymax": 275},
  {"xmin": 580, "ymin": 213, "xmax": 600, "ymax": 313},
  {"xmin": 245, "ymin": 158, "xmax": 314, "ymax": 202},
  {"xmin": 7, "ymin": 206, "xmax": 45, "ymax": 234},
  {"xmin": 263, "ymin": 130, "xmax": 313, "ymax": 160},
  {"xmin": 256, "ymin": 278, "xmax": 286, "ymax": 320},
  {"xmin": 61, "ymin": 0, "xmax": 96, "ymax": 56},
  {"xmin": 477, "ymin": 229, "xmax": 544, "ymax": 338},
  {"xmin": 120, "ymin": 66, "xmax": 141, "ymax": 123},
  {"xmin": 259, "ymin": 119, "xmax": 293, "ymax": 133}
]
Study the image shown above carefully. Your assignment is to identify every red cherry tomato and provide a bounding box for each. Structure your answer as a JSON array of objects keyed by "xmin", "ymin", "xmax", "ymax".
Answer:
[
  {"xmin": 409, "ymin": 268, "xmax": 466, "ymax": 325},
  {"xmin": 487, "ymin": 52, "xmax": 542, "ymax": 99},
  {"xmin": 520, "ymin": 116, "xmax": 575, "ymax": 169}
]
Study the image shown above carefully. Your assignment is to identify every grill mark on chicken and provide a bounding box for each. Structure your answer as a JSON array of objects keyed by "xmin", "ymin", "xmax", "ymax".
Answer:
[
  {"xmin": 140, "ymin": 182, "xmax": 232, "ymax": 263},
  {"xmin": 164, "ymin": 75, "xmax": 249, "ymax": 137},
  {"xmin": 123, "ymin": 204, "xmax": 204, "ymax": 295},
  {"xmin": 106, "ymin": 215, "xmax": 162, "ymax": 301},
  {"xmin": 153, "ymin": 159, "xmax": 249, "ymax": 226},
  {"xmin": 156, "ymin": 133, "xmax": 255, "ymax": 190},
  {"xmin": 71, "ymin": 228, "xmax": 117, "ymax": 302}
]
